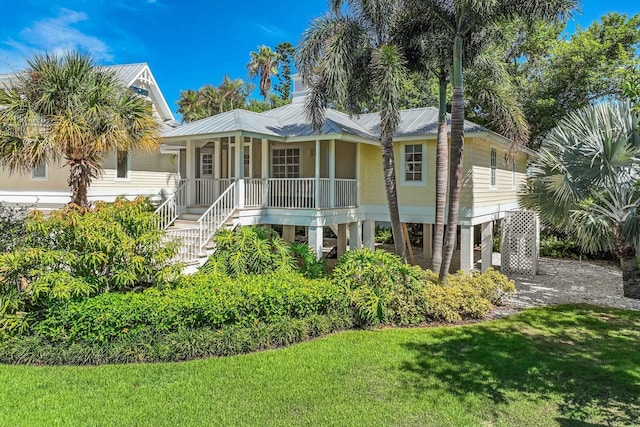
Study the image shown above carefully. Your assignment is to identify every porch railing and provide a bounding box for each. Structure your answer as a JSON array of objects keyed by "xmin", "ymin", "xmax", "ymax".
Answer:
[
  {"xmin": 165, "ymin": 227, "xmax": 200, "ymax": 263},
  {"xmin": 195, "ymin": 178, "xmax": 232, "ymax": 205},
  {"xmin": 190, "ymin": 178, "xmax": 358, "ymax": 210},
  {"xmin": 197, "ymin": 182, "xmax": 237, "ymax": 252},
  {"xmin": 155, "ymin": 179, "xmax": 188, "ymax": 229}
]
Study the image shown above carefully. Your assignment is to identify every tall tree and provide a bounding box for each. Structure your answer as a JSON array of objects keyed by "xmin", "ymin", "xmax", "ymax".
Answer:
[
  {"xmin": 512, "ymin": 13, "xmax": 640, "ymax": 145},
  {"xmin": 247, "ymin": 46, "xmax": 282, "ymax": 100},
  {"xmin": 521, "ymin": 102, "xmax": 640, "ymax": 299},
  {"xmin": 399, "ymin": 13, "xmax": 528, "ymax": 274},
  {"xmin": 409, "ymin": 0, "xmax": 575, "ymax": 280},
  {"xmin": 274, "ymin": 42, "xmax": 295, "ymax": 100},
  {"xmin": 297, "ymin": 0, "xmax": 409, "ymax": 259},
  {"xmin": 0, "ymin": 52, "xmax": 159, "ymax": 207}
]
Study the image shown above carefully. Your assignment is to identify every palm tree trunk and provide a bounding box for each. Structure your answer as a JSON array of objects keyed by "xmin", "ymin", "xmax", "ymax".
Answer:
[
  {"xmin": 381, "ymin": 131, "xmax": 407, "ymax": 260},
  {"xmin": 67, "ymin": 158, "xmax": 95, "ymax": 208},
  {"xmin": 439, "ymin": 34, "xmax": 465, "ymax": 282},
  {"xmin": 432, "ymin": 73, "xmax": 448, "ymax": 272},
  {"xmin": 620, "ymin": 247, "xmax": 640, "ymax": 299}
]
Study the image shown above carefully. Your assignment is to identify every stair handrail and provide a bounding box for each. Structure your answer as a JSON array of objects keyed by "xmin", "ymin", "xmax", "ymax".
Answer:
[
  {"xmin": 197, "ymin": 182, "xmax": 237, "ymax": 252},
  {"xmin": 155, "ymin": 179, "xmax": 188, "ymax": 230}
]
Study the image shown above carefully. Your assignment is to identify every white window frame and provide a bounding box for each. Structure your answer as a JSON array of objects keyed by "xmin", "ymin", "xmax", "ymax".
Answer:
[
  {"xmin": 116, "ymin": 150, "xmax": 130, "ymax": 181},
  {"xmin": 271, "ymin": 145, "xmax": 302, "ymax": 178},
  {"xmin": 402, "ymin": 143, "xmax": 426, "ymax": 185},
  {"xmin": 490, "ymin": 146, "xmax": 497, "ymax": 190},
  {"xmin": 200, "ymin": 150, "xmax": 214, "ymax": 178},
  {"xmin": 31, "ymin": 163, "xmax": 48, "ymax": 181}
]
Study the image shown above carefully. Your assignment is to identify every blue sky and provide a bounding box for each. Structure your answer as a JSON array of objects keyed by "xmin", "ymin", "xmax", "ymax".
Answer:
[{"xmin": 0, "ymin": 0, "xmax": 638, "ymax": 120}]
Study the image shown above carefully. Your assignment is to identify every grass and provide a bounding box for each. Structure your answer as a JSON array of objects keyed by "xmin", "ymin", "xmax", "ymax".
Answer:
[{"xmin": 1, "ymin": 305, "xmax": 639, "ymax": 426}]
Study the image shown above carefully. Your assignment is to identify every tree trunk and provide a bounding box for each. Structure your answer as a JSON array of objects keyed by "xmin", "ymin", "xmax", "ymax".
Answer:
[
  {"xmin": 67, "ymin": 158, "xmax": 97, "ymax": 208},
  {"xmin": 620, "ymin": 250, "xmax": 640, "ymax": 299},
  {"xmin": 432, "ymin": 74, "xmax": 449, "ymax": 273},
  {"xmin": 381, "ymin": 131, "xmax": 407, "ymax": 260},
  {"xmin": 439, "ymin": 34, "xmax": 465, "ymax": 282}
]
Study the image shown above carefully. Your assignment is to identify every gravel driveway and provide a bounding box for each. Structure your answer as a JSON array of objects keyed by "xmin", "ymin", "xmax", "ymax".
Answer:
[{"xmin": 496, "ymin": 256, "xmax": 640, "ymax": 316}]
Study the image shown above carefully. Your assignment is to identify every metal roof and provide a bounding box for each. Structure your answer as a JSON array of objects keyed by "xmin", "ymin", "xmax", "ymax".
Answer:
[
  {"xmin": 101, "ymin": 63, "xmax": 148, "ymax": 86},
  {"xmin": 356, "ymin": 107, "xmax": 487, "ymax": 138},
  {"xmin": 162, "ymin": 109, "xmax": 284, "ymax": 138},
  {"xmin": 263, "ymin": 103, "xmax": 374, "ymax": 140},
  {"xmin": 162, "ymin": 103, "xmax": 491, "ymax": 143},
  {"xmin": 0, "ymin": 62, "xmax": 175, "ymax": 123}
]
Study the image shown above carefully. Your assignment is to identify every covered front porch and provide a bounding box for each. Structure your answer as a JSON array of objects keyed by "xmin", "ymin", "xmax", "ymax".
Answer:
[{"xmin": 172, "ymin": 133, "xmax": 359, "ymax": 210}]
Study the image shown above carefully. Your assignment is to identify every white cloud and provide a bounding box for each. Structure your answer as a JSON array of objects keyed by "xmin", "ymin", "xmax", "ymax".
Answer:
[
  {"xmin": 0, "ymin": 8, "xmax": 112, "ymax": 73},
  {"xmin": 256, "ymin": 24, "xmax": 287, "ymax": 38}
]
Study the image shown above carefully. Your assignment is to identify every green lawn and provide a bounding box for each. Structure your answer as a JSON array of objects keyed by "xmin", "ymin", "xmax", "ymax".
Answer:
[{"xmin": 1, "ymin": 305, "xmax": 639, "ymax": 426}]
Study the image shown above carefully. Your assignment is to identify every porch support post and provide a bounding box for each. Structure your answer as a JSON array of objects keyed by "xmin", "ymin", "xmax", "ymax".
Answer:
[
  {"xmin": 423, "ymin": 224, "xmax": 433, "ymax": 262},
  {"xmin": 356, "ymin": 142, "xmax": 361, "ymax": 206},
  {"xmin": 282, "ymin": 225, "xmax": 296, "ymax": 243},
  {"xmin": 261, "ymin": 138, "xmax": 269, "ymax": 207},
  {"xmin": 481, "ymin": 221, "xmax": 493, "ymax": 272},
  {"xmin": 329, "ymin": 139, "xmax": 336, "ymax": 208},
  {"xmin": 185, "ymin": 140, "xmax": 196, "ymax": 206},
  {"xmin": 315, "ymin": 139, "xmax": 321, "ymax": 209},
  {"xmin": 308, "ymin": 225, "xmax": 324, "ymax": 260},
  {"xmin": 235, "ymin": 133, "xmax": 245, "ymax": 209},
  {"xmin": 349, "ymin": 221, "xmax": 362, "ymax": 250},
  {"xmin": 214, "ymin": 139, "xmax": 221, "ymax": 180},
  {"xmin": 261, "ymin": 139, "xmax": 269, "ymax": 179},
  {"xmin": 460, "ymin": 225, "xmax": 474, "ymax": 273},
  {"xmin": 337, "ymin": 223, "xmax": 348, "ymax": 257},
  {"xmin": 363, "ymin": 220, "xmax": 375, "ymax": 250}
]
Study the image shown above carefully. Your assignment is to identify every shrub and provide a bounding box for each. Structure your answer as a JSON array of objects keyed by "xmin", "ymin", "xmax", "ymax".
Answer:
[
  {"xmin": 540, "ymin": 233, "xmax": 582, "ymax": 259},
  {"xmin": 201, "ymin": 227, "xmax": 294, "ymax": 277},
  {"xmin": 202, "ymin": 226, "xmax": 328, "ymax": 279},
  {"xmin": 0, "ymin": 313, "xmax": 353, "ymax": 365},
  {"xmin": 35, "ymin": 272, "xmax": 346, "ymax": 344},
  {"xmin": 290, "ymin": 242, "xmax": 327, "ymax": 278},
  {"xmin": 423, "ymin": 269, "xmax": 515, "ymax": 322},
  {"xmin": 332, "ymin": 248, "xmax": 427, "ymax": 326},
  {"xmin": 444, "ymin": 269, "xmax": 516, "ymax": 305},
  {"xmin": 0, "ymin": 203, "xmax": 29, "ymax": 252},
  {"xmin": 423, "ymin": 282, "xmax": 492, "ymax": 322},
  {"xmin": 0, "ymin": 198, "xmax": 181, "ymax": 332},
  {"xmin": 374, "ymin": 226, "xmax": 393, "ymax": 244}
]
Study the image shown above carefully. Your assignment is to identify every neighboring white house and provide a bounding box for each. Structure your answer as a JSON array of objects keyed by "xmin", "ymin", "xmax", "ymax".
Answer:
[
  {"xmin": 156, "ymin": 75, "xmax": 533, "ymax": 271},
  {"xmin": 0, "ymin": 63, "xmax": 180, "ymax": 208}
]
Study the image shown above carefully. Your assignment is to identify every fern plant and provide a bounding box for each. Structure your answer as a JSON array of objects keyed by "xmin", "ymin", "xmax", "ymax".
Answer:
[{"xmin": 201, "ymin": 227, "xmax": 295, "ymax": 277}]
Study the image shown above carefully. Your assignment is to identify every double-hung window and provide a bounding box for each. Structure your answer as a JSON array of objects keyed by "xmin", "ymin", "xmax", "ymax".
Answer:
[
  {"xmin": 272, "ymin": 148, "xmax": 300, "ymax": 178},
  {"xmin": 31, "ymin": 163, "xmax": 47, "ymax": 180},
  {"xmin": 490, "ymin": 147, "xmax": 497, "ymax": 189},
  {"xmin": 117, "ymin": 150, "xmax": 130, "ymax": 179},
  {"xmin": 404, "ymin": 144, "xmax": 424, "ymax": 183}
]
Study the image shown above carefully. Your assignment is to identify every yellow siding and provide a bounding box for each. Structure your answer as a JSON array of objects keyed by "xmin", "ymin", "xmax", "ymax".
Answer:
[
  {"xmin": 92, "ymin": 150, "xmax": 178, "ymax": 192},
  {"xmin": 0, "ymin": 160, "xmax": 69, "ymax": 192},
  {"xmin": 335, "ymin": 141, "xmax": 357, "ymax": 179},
  {"xmin": 359, "ymin": 140, "xmax": 437, "ymax": 206},
  {"xmin": 0, "ymin": 151, "xmax": 178, "ymax": 197},
  {"xmin": 471, "ymin": 139, "xmax": 527, "ymax": 207}
]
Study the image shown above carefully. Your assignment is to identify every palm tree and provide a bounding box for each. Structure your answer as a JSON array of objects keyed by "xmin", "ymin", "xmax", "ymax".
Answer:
[
  {"xmin": 0, "ymin": 52, "xmax": 159, "ymax": 207},
  {"xmin": 398, "ymin": 17, "xmax": 529, "ymax": 275},
  {"xmin": 177, "ymin": 89, "xmax": 206, "ymax": 122},
  {"xmin": 296, "ymin": 0, "xmax": 409, "ymax": 259},
  {"xmin": 247, "ymin": 46, "xmax": 281, "ymax": 100},
  {"xmin": 521, "ymin": 102, "xmax": 640, "ymax": 299},
  {"xmin": 408, "ymin": 0, "xmax": 576, "ymax": 280}
]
